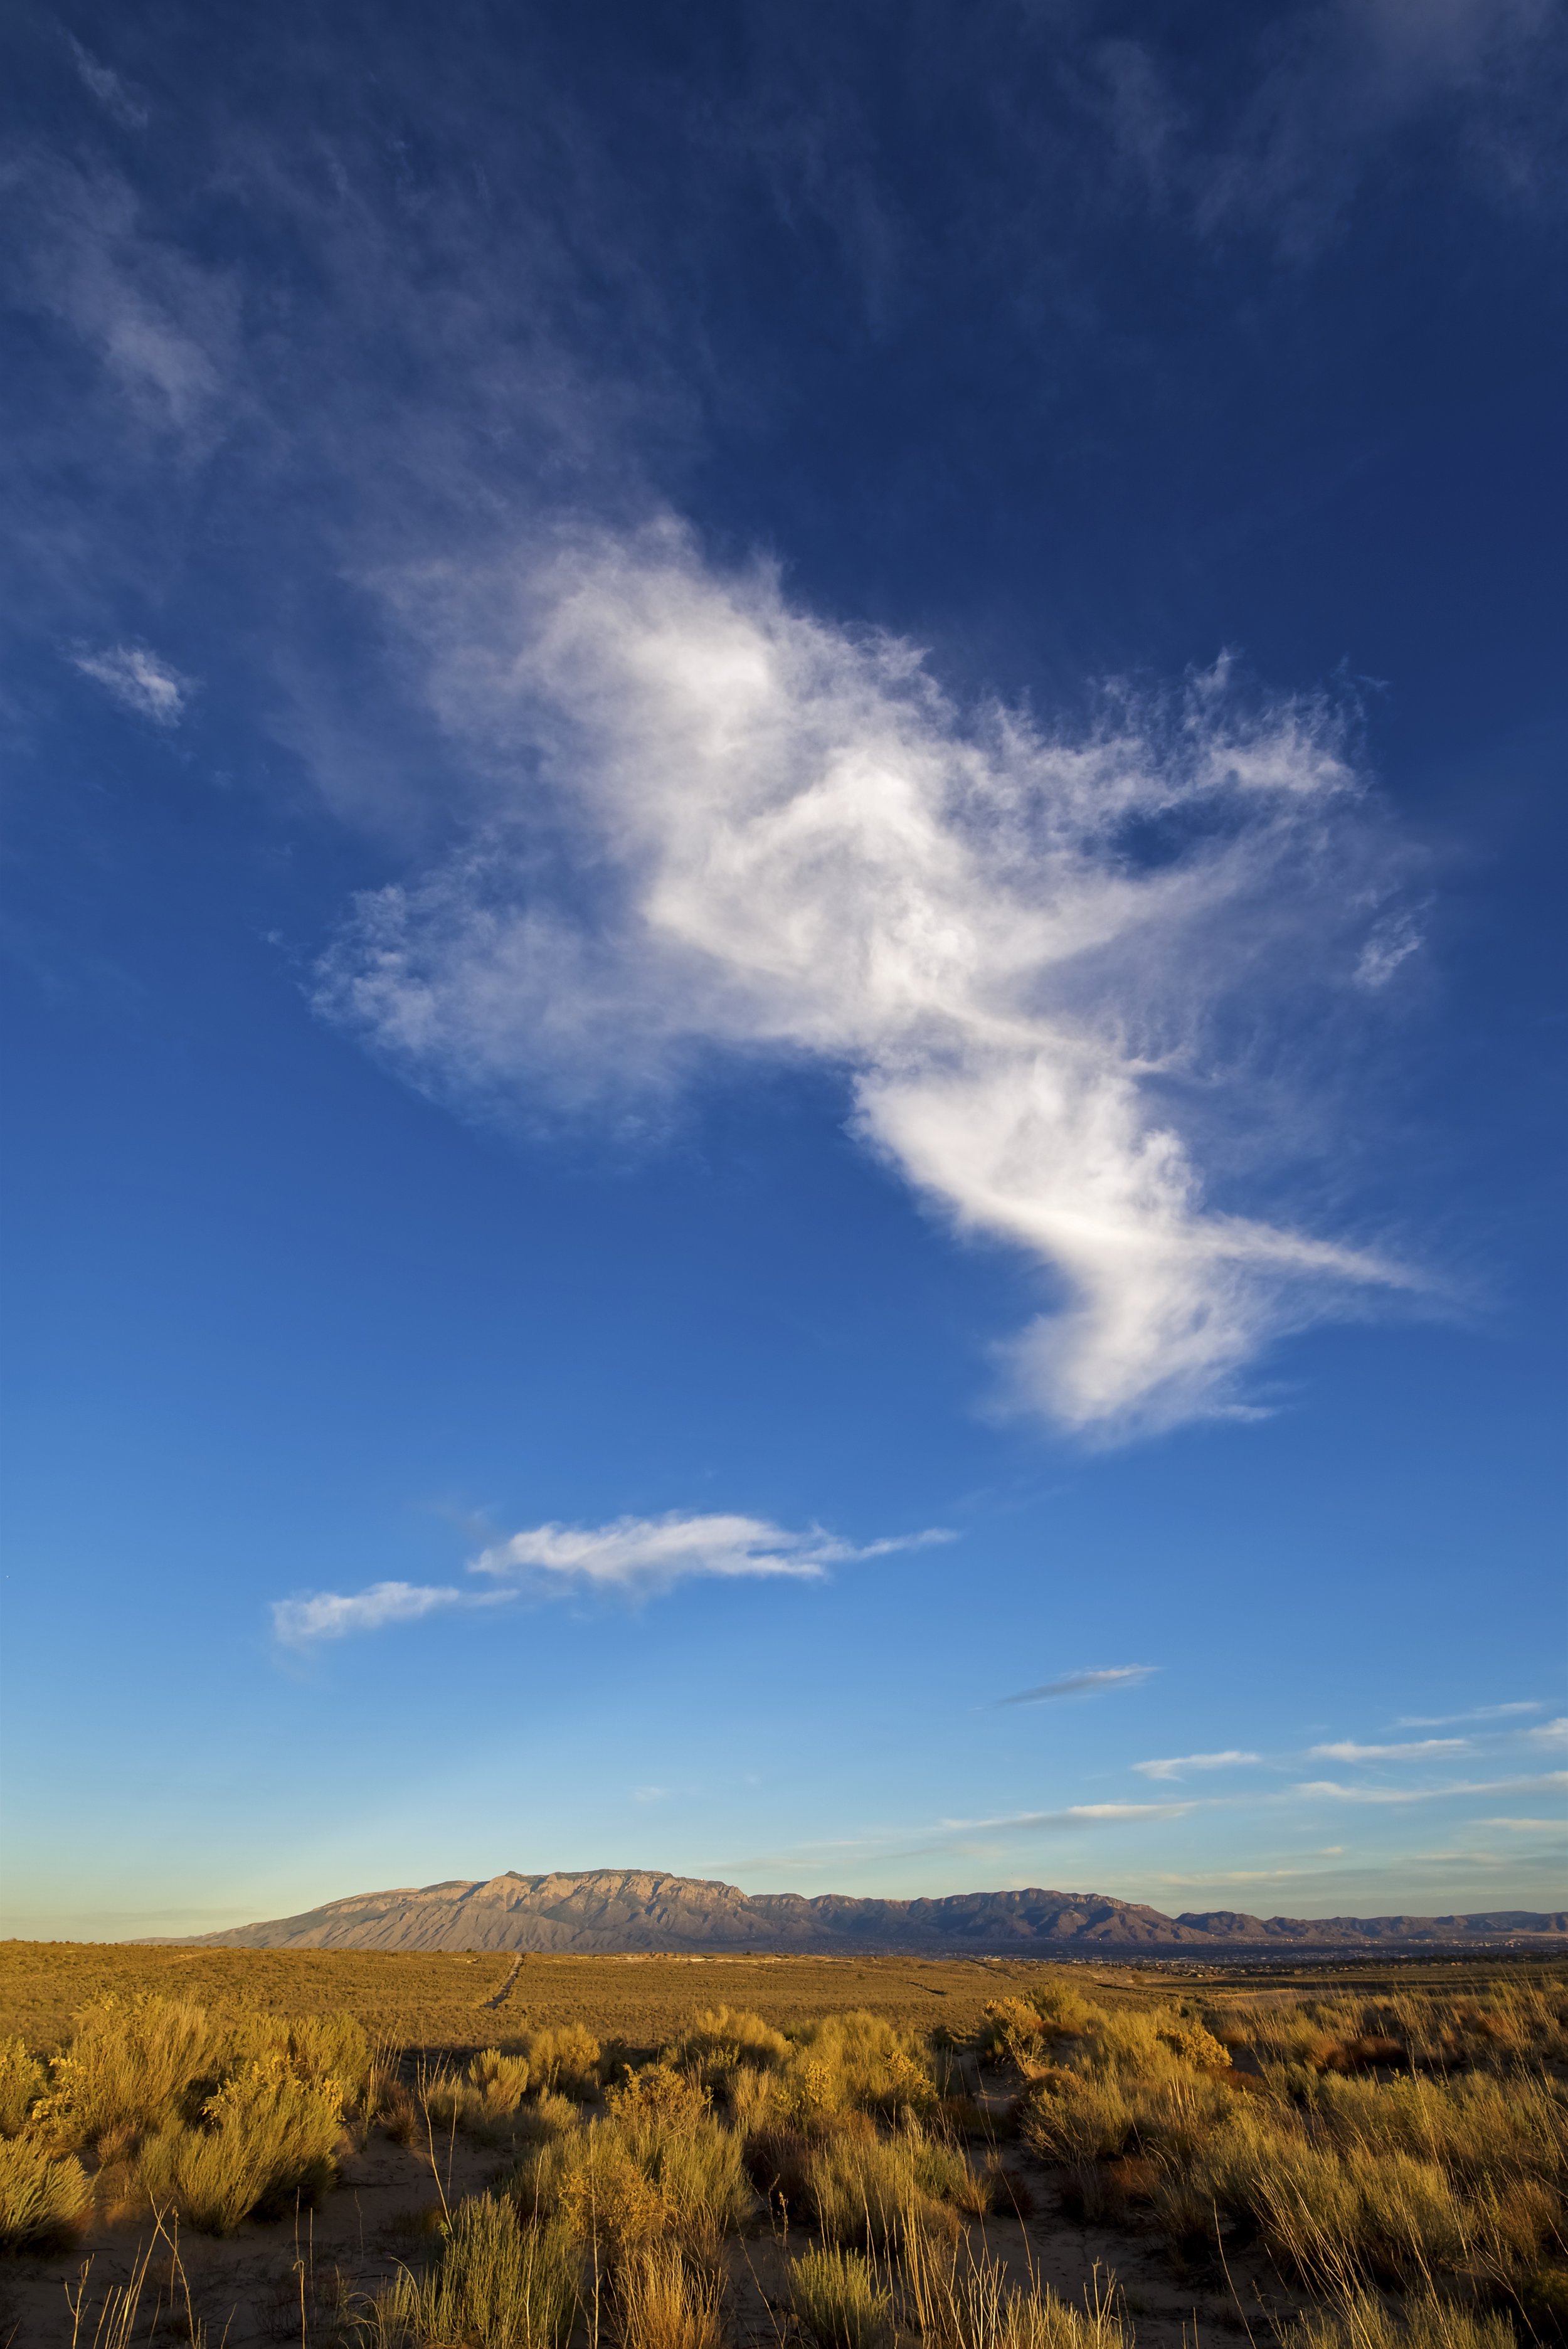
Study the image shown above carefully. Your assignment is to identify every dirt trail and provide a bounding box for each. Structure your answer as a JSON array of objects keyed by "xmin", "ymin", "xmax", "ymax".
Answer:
[{"xmin": 481, "ymin": 1954, "xmax": 526, "ymax": 2012}]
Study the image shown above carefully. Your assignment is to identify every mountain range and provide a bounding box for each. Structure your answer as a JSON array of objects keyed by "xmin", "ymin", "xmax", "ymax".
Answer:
[{"xmin": 156, "ymin": 1870, "xmax": 1568, "ymax": 1954}]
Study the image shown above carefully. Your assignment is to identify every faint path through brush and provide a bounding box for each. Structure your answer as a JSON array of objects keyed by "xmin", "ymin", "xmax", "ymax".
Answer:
[{"xmin": 482, "ymin": 1955, "xmax": 525, "ymax": 2011}]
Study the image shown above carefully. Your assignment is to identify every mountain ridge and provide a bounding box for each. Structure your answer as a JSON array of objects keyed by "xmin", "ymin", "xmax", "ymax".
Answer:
[{"xmin": 145, "ymin": 1869, "xmax": 1568, "ymax": 1954}]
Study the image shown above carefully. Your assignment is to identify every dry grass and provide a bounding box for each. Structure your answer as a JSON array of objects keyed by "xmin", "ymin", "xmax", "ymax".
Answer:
[
  {"xmin": 901, "ymin": 2231, "xmax": 1133, "ymax": 2349},
  {"xmin": 0, "ymin": 1942, "xmax": 1030, "ymax": 2055},
  {"xmin": 1282, "ymin": 2289, "xmax": 1518, "ymax": 2349},
  {"xmin": 4, "ymin": 1941, "xmax": 1564, "ymax": 2349},
  {"xmin": 613, "ymin": 2239, "xmax": 724, "ymax": 2349},
  {"xmin": 1002, "ymin": 1972, "xmax": 1568, "ymax": 2311}
]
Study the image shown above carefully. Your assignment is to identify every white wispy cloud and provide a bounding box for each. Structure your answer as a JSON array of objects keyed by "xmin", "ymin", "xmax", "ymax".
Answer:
[
  {"xmin": 1133, "ymin": 1749, "xmax": 1262, "ymax": 1780},
  {"xmin": 16, "ymin": 159, "xmax": 237, "ymax": 440},
  {"xmin": 1525, "ymin": 1717, "xmax": 1568, "ymax": 1746},
  {"xmin": 317, "ymin": 522, "xmax": 1420, "ymax": 1440},
  {"xmin": 1310, "ymin": 1737, "xmax": 1472, "ymax": 1762},
  {"xmin": 1294, "ymin": 1773, "xmax": 1568, "ymax": 1805},
  {"xmin": 272, "ymin": 1580, "xmax": 465, "ymax": 1643},
  {"xmin": 272, "ymin": 1510, "xmax": 941, "ymax": 1641},
  {"xmin": 1396, "ymin": 1702, "xmax": 1544, "ymax": 1727},
  {"xmin": 997, "ymin": 1665, "xmax": 1158, "ymax": 1706},
  {"xmin": 71, "ymin": 642, "xmax": 193, "ymax": 724},
  {"xmin": 469, "ymin": 1511, "xmax": 945, "ymax": 1593},
  {"xmin": 68, "ymin": 38, "xmax": 149, "ymax": 130}
]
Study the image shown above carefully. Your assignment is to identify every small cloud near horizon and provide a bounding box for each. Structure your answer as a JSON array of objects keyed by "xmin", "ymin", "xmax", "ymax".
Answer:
[{"xmin": 996, "ymin": 1665, "xmax": 1157, "ymax": 1706}]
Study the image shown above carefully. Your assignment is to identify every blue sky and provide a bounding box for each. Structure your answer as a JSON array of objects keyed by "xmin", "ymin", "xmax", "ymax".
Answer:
[{"xmin": 1, "ymin": 0, "xmax": 1564, "ymax": 1940}]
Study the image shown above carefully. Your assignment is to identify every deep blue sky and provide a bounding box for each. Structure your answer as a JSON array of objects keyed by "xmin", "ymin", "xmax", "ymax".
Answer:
[{"xmin": 1, "ymin": 0, "xmax": 1564, "ymax": 1939}]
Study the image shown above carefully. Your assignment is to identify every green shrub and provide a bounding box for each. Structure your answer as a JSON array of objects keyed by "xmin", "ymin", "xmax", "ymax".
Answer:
[
  {"xmin": 138, "ymin": 2055, "xmax": 345, "ymax": 2234},
  {"xmin": 471, "ymin": 2049, "xmax": 534, "ymax": 2116},
  {"xmin": 790, "ymin": 2245, "xmax": 893, "ymax": 2349},
  {"xmin": 805, "ymin": 2125, "xmax": 984, "ymax": 2249},
  {"xmin": 38, "ymin": 1995, "xmax": 224, "ymax": 2150},
  {"xmin": 780, "ymin": 2013, "xmax": 938, "ymax": 2124},
  {"xmin": 358, "ymin": 2193, "xmax": 579, "ymax": 2349},
  {"xmin": 238, "ymin": 2010, "xmax": 373, "ymax": 2105},
  {"xmin": 1019, "ymin": 2075, "xmax": 1133, "ymax": 2164},
  {"xmin": 518, "ymin": 2025, "xmax": 601, "ymax": 2100},
  {"xmin": 665, "ymin": 2005, "xmax": 789, "ymax": 2074},
  {"xmin": 0, "ymin": 2133, "xmax": 91, "ymax": 2252},
  {"xmin": 512, "ymin": 2094, "xmax": 751, "ymax": 2261}
]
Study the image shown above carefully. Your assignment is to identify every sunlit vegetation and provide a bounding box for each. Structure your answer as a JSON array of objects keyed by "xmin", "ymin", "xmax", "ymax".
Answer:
[{"xmin": 1, "ymin": 1954, "xmax": 1564, "ymax": 2348}]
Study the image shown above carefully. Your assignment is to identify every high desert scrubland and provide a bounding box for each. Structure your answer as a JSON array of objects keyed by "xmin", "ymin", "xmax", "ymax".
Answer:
[{"xmin": 0, "ymin": 1947, "xmax": 1564, "ymax": 2349}]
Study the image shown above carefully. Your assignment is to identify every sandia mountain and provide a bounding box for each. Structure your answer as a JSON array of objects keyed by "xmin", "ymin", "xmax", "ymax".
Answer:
[{"xmin": 159, "ymin": 1870, "xmax": 1567, "ymax": 1953}]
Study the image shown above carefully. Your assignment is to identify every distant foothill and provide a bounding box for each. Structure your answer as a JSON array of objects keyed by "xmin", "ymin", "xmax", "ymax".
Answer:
[{"xmin": 145, "ymin": 1869, "xmax": 1568, "ymax": 1955}]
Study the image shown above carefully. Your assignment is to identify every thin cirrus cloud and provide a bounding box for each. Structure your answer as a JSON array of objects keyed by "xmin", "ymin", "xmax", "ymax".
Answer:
[
  {"xmin": 1132, "ymin": 1749, "xmax": 1262, "ymax": 1781},
  {"xmin": 1310, "ymin": 1737, "xmax": 1473, "ymax": 1762},
  {"xmin": 1396, "ymin": 1702, "xmax": 1544, "ymax": 1727},
  {"xmin": 995, "ymin": 1665, "xmax": 1158, "ymax": 1706},
  {"xmin": 272, "ymin": 1510, "xmax": 946, "ymax": 1643},
  {"xmin": 315, "ymin": 518, "xmax": 1423, "ymax": 1441},
  {"xmin": 71, "ymin": 642, "xmax": 193, "ymax": 725},
  {"xmin": 68, "ymin": 38, "xmax": 150, "ymax": 130},
  {"xmin": 1294, "ymin": 1773, "xmax": 1568, "ymax": 1806}
]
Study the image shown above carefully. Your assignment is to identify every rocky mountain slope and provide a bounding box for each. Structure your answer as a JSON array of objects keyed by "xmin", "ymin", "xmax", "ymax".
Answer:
[{"xmin": 157, "ymin": 1870, "xmax": 1568, "ymax": 1954}]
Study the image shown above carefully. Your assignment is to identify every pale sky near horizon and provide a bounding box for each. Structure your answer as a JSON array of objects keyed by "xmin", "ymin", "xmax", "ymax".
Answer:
[{"xmin": 1, "ymin": 0, "xmax": 1564, "ymax": 1941}]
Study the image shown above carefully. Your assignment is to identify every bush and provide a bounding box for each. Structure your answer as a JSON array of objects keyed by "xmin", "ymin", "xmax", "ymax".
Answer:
[
  {"xmin": 471, "ymin": 2049, "xmax": 534, "ymax": 2117},
  {"xmin": 1019, "ymin": 2075, "xmax": 1134, "ymax": 2165},
  {"xmin": 238, "ymin": 2010, "xmax": 373, "ymax": 2106},
  {"xmin": 790, "ymin": 2245, "xmax": 893, "ymax": 2349},
  {"xmin": 665, "ymin": 2006, "xmax": 789, "ymax": 2074},
  {"xmin": 0, "ymin": 2133, "xmax": 91, "ymax": 2252},
  {"xmin": 414, "ymin": 2049, "xmax": 541, "ymax": 2140},
  {"xmin": 138, "ymin": 2055, "xmax": 345, "ymax": 2234},
  {"xmin": 358, "ymin": 2193, "xmax": 579, "ymax": 2349},
  {"xmin": 805, "ymin": 2126, "xmax": 984, "ymax": 2248},
  {"xmin": 37, "ymin": 1995, "xmax": 224, "ymax": 2151},
  {"xmin": 779, "ymin": 2013, "xmax": 938, "ymax": 2124},
  {"xmin": 512, "ymin": 2095, "xmax": 751, "ymax": 2262},
  {"xmin": 519, "ymin": 2025, "xmax": 601, "ymax": 2100},
  {"xmin": 608, "ymin": 2062, "xmax": 712, "ymax": 2135},
  {"xmin": 0, "ymin": 2040, "xmax": 44, "ymax": 2137}
]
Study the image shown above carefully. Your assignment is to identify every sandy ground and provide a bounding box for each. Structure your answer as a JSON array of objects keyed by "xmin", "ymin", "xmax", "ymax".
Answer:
[{"xmin": 0, "ymin": 2127, "xmax": 1301, "ymax": 2348}]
